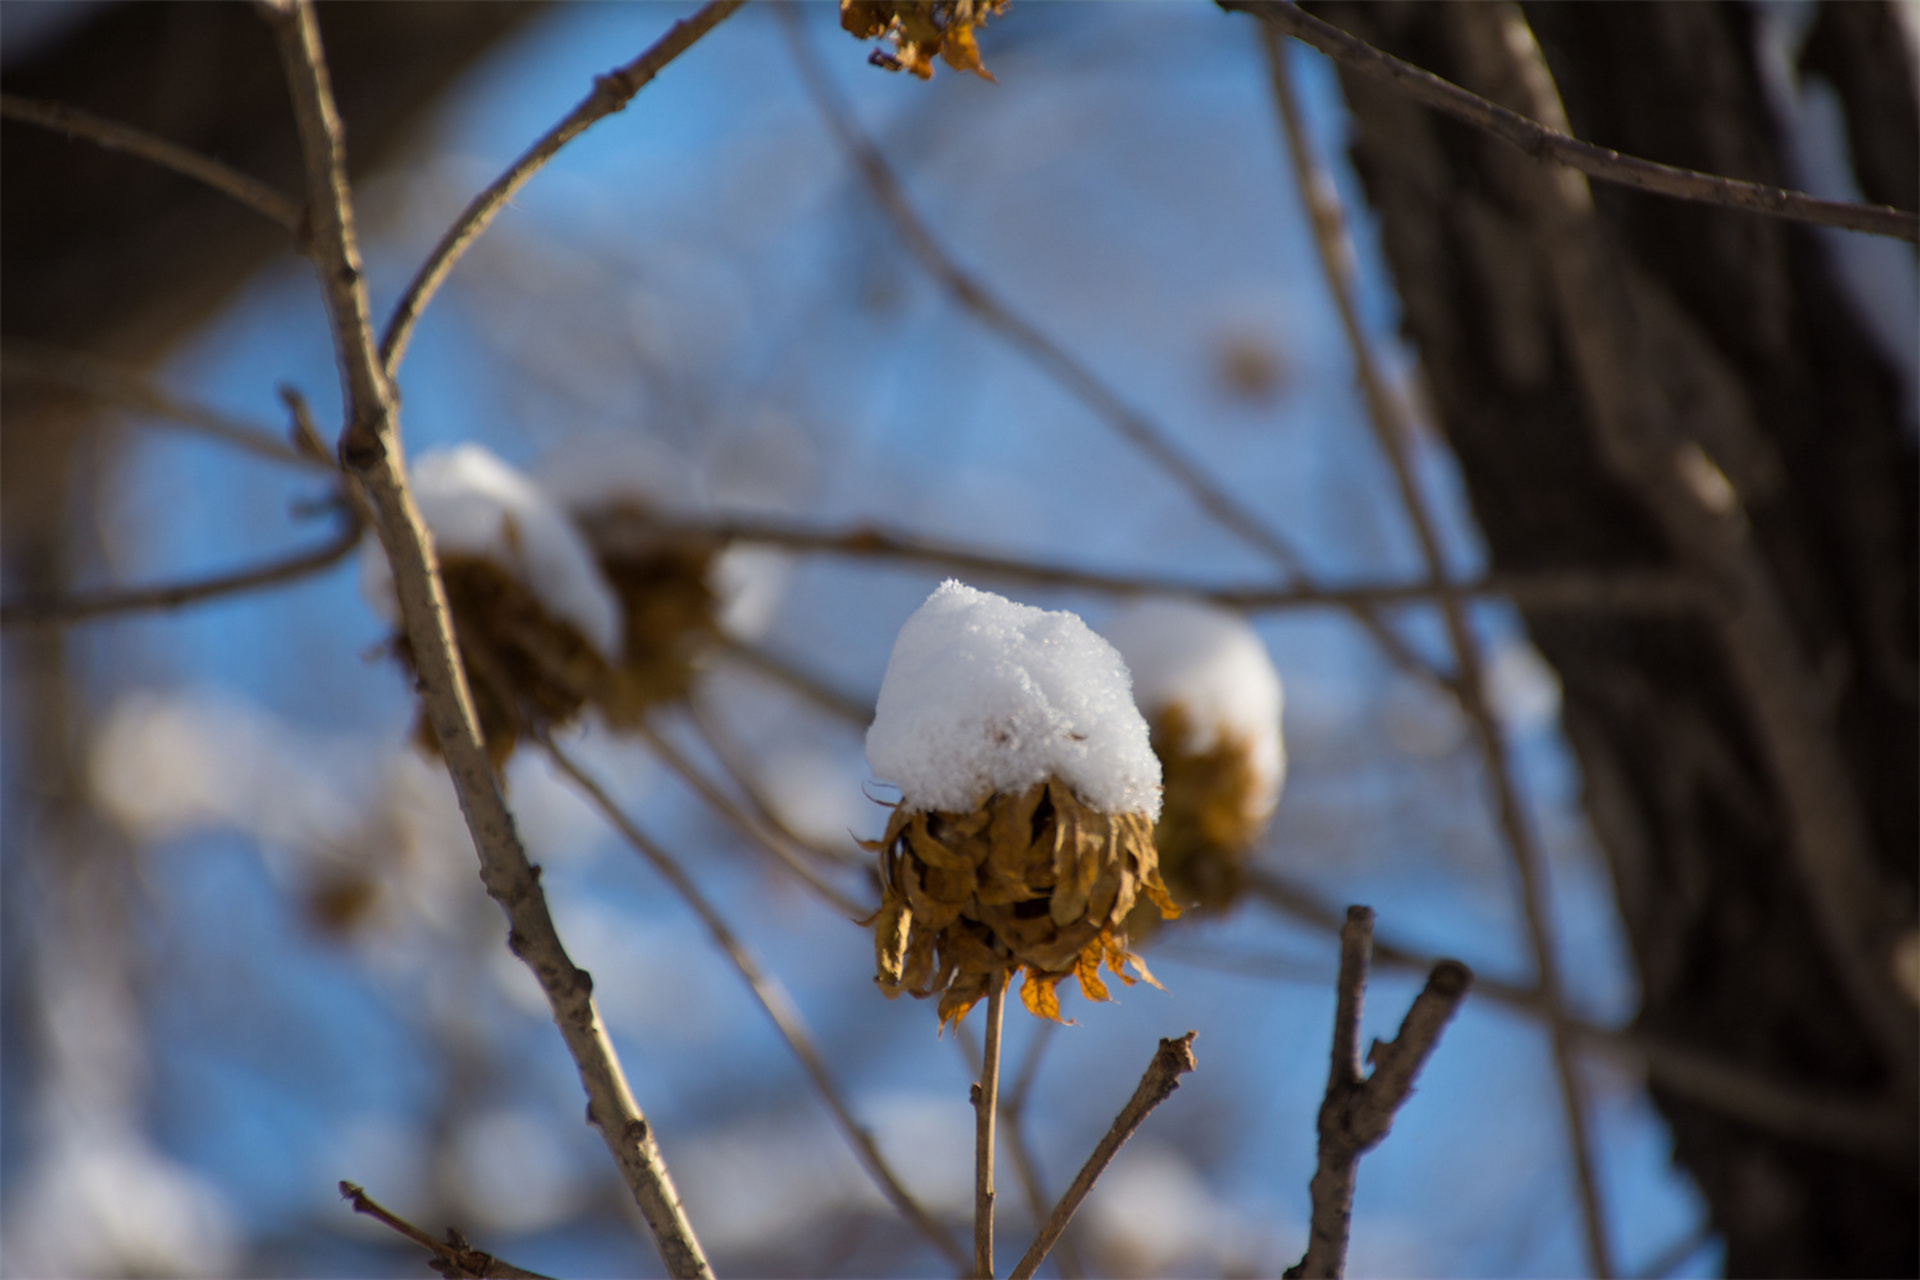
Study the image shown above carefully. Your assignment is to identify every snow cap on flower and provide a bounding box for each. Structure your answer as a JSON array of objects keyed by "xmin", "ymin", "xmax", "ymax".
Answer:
[
  {"xmin": 866, "ymin": 580, "xmax": 1162, "ymax": 819},
  {"xmin": 864, "ymin": 582, "xmax": 1176, "ymax": 1029},
  {"xmin": 360, "ymin": 443, "xmax": 621, "ymax": 658}
]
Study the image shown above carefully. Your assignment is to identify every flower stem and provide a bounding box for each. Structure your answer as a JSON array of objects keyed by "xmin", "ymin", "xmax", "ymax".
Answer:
[{"xmin": 975, "ymin": 971, "xmax": 1008, "ymax": 1278}]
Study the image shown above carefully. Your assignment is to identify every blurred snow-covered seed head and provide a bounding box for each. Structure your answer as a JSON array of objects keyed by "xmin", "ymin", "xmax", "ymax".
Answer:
[{"xmin": 1104, "ymin": 597, "xmax": 1284, "ymax": 916}]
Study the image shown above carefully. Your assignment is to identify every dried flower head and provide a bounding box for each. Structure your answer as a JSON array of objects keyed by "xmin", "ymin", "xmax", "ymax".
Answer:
[
  {"xmin": 864, "ymin": 582, "xmax": 1176, "ymax": 1028},
  {"xmin": 841, "ymin": 0, "xmax": 1008, "ymax": 80},
  {"xmin": 1105, "ymin": 600, "xmax": 1284, "ymax": 929}
]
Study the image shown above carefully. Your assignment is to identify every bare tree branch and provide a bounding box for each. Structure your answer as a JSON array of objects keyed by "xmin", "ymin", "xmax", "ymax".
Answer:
[
  {"xmin": 0, "ymin": 92, "xmax": 305, "ymax": 234},
  {"xmin": 338, "ymin": 1181, "xmax": 555, "ymax": 1280},
  {"xmin": 1224, "ymin": 1, "xmax": 1920, "ymax": 242},
  {"xmin": 0, "ymin": 514, "xmax": 361, "ymax": 629},
  {"xmin": 1287, "ymin": 908, "xmax": 1472, "ymax": 1279},
  {"xmin": 378, "ymin": 0, "xmax": 747, "ymax": 378},
  {"xmin": 542, "ymin": 738, "xmax": 970, "ymax": 1271},
  {"xmin": 591, "ymin": 510, "xmax": 1710, "ymax": 619},
  {"xmin": 260, "ymin": 4, "xmax": 711, "ymax": 1273},
  {"xmin": 1, "ymin": 343, "xmax": 324, "ymax": 470},
  {"xmin": 1261, "ymin": 31, "xmax": 1616, "ymax": 1274},
  {"xmin": 1008, "ymin": 1032, "xmax": 1199, "ymax": 1280},
  {"xmin": 996, "ymin": 1022, "xmax": 1085, "ymax": 1280},
  {"xmin": 775, "ymin": 2, "xmax": 1458, "ymax": 699}
]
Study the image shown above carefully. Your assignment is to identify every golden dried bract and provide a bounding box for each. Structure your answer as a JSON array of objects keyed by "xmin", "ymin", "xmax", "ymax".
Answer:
[
  {"xmin": 1128, "ymin": 703, "xmax": 1272, "ymax": 938},
  {"xmin": 840, "ymin": 0, "xmax": 1009, "ymax": 81},
  {"xmin": 593, "ymin": 543, "xmax": 721, "ymax": 724},
  {"xmin": 868, "ymin": 778, "xmax": 1178, "ymax": 1029}
]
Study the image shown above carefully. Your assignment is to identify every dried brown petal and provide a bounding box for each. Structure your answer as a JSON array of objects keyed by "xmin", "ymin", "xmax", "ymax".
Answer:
[
  {"xmin": 839, "ymin": 0, "xmax": 1009, "ymax": 82},
  {"xmin": 1129, "ymin": 704, "xmax": 1270, "ymax": 940}
]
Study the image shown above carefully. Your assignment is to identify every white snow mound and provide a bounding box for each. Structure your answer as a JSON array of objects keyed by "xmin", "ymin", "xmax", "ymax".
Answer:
[
  {"xmin": 867, "ymin": 581, "xmax": 1162, "ymax": 818},
  {"xmin": 1104, "ymin": 598, "xmax": 1284, "ymax": 819},
  {"xmin": 359, "ymin": 444, "xmax": 622, "ymax": 658}
]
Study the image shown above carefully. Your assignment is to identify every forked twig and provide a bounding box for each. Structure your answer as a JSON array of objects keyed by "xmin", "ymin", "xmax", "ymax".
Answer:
[
  {"xmin": 997, "ymin": 1022, "xmax": 1085, "ymax": 1279},
  {"xmin": 379, "ymin": 0, "xmax": 747, "ymax": 377},
  {"xmin": 1287, "ymin": 908, "xmax": 1471, "ymax": 1279},
  {"xmin": 1262, "ymin": 37, "xmax": 1614, "ymax": 1273},
  {"xmin": 1225, "ymin": 1, "xmax": 1920, "ymax": 242},
  {"xmin": 338, "ymin": 1181, "xmax": 555, "ymax": 1280},
  {"xmin": 1, "ymin": 93, "xmax": 305, "ymax": 233},
  {"xmin": 0, "ymin": 514, "xmax": 362, "ymax": 629},
  {"xmin": 1008, "ymin": 1032, "xmax": 1200, "ymax": 1280},
  {"xmin": 541, "ymin": 737, "xmax": 970, "ymax": 1271},
  {"xmin": 261, "ymin": 4, "xmax": 710, "ymax": 1273}
]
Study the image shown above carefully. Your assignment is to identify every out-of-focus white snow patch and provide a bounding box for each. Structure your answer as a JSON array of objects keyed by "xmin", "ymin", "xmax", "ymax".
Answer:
[
  {"xmin": 535, "ymin": 427, "xmax": 705, "ymax": 517},
  {"xmin": 2, "ymin": 1127, "xmax": 240, "ymax": 1279},
  {"xmin": 867, "ymin": 581, "xmax": 1162, "ymax": 817},
  {"xmin": 1485, "ymin": 640, "xmax": 1563, "ymax": 733},
  {"xmin": 712, "ymin": 545, "xmax": 790, "ymax": 640},
  {"xmin": 359, "ymin": 443, "xmax": 621, "ymax": 656},
  {"xmin": 1082, "ymin": 1142, "xmax": 1261, "ymax": 1278},
  {"xmin": 441, "ymin": 1109, "xmax": 584, "ymax": 1234},
  {"xmin": 1104, "ymin": 597, "xmax": 1285, "ymax": 818},
  {"xmin": 760, "ymin": 745, "xmax": 873, "ymax": 847}
]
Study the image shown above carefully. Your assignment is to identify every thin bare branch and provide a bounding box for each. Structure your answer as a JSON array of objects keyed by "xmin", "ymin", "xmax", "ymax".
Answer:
[
  {"xmin": 1, "ymin": 515, "xmax": 361, "ymax": 629},
  {"xmin": 681, "ymin": 696, "xmax": 866, "ymax": 869},
  {"xmin": 1225, "ymin": 1, "xmax": 1920, "ymax": 242},
  {"xmin": 1008, "ymin": 1032, "xmax": 1199, "ymax": 1280},
  {"xmin": 262, "ymin": 5, "xmax": 710, "ymax": 1273},
  {"xmin": 1, "ymin": 92, "xmax": 305, "ymax": 233},
  {"xmin": 338, "ymin": 1182, "xmax": 555, "ymax": 1280},
  {"xmin": 378, "ymin": 0, "xmax": 746, "ymax": 378},
  {"xmin": 634, "ymin": 719, "xmax": 873, "ymax": 918},
  {"xmin": 592, "ymin": 510, "xmax": 1709, "ymax": 620},
  {"xmin": 1263, "ymin": 37, "xmax": 1614, "ymax": 1273},
  {"xmin": 775, "ymin": 2, "xmax": 1455, "ymax": 697},
  {"xmin": 713, "ymin": 632, "xmax": 876, "ymax": 726},
  {"xmin": 1223, "ymin": 870, "xmax": 1912, "ymax": 1161},
  {"xmin": 1, "ymin": 343, "xmax": 323, "ymax": 470},
  {"xmin": 974, "ymin": 973, "xmax": 1008, "ymax": 1279},
  {"xmin": 1288, "ymin": 909, "xmax": 1472, "ymax": 1279},
  {"xmin": 542, "ymin": 738, "xmax": 971, "ymax": 1271}
]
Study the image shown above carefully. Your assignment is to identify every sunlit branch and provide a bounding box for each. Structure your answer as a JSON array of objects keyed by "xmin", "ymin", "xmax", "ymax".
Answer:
[
  {"xmin": 1008, "ymin": 1033, "xmax": 1199, "ymax": 1280},
  {"xmin": 1, "ymin": 343, "xmax": 324, "ymax": 470},
  {"xmin": 1, "ymin": 93, "xmax": 305, "ymax": 233},
  {"xmin": 592, "ymin": 510, "xmax": 1708, "ymax": 619},
  {"xmin": 1262, "ymin": 35, "xmax": 1614, "ymax": 1274},
  {"xmin": 378, "ymin": 0, "xmax": 746, "ymax": 378},
  {"xmin": 0, "ymin": 515, "xmax": 361, "ymax": 630},
  {"xmin": 542, "ymin": 738, "xmax": 971, "ymax": 1271},
  {"xmin": 338, "ymin": 1181, "xmax": 554, "ymax": 1280},
  {"xmin": 261, "ymin": 5, "xmax": 710, "ymax": 1273},
  {"xmin": 974, "ymin": 972, "xmax": 1008, "ymax": 1278},
  {"xmin": 1224, "ymin": 2, "xmax": 1920, "ymax": 243},
  {"xmin": 1287, "ymin": 908, "xmax": 1471, "ymax": 1279},
  {"xmin": 997, "ymin": 1022, "xmax": 1085, "ymax": 1279},
  {"xmin": 774, "ymin": 1, "xmax": 1457, "ymax": 698},
  {"xmin": 1220, "ymin": 867, "xmax": 1912, "ymax": 1161}
]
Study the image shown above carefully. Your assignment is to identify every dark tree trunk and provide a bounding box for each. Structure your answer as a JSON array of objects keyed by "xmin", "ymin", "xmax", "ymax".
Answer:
[{"xmin": 1307, "ymin": 2, "xmax": 1918, "ymax": 1275}]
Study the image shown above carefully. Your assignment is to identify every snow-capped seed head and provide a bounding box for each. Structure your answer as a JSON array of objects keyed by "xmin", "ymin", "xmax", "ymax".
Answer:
[
  {"xmin": 864, "ymin": 582, "xmax": 1176, "ymax": 1029},
  {"xmin": 1105, "ymin": 598, "xmax": 1285, "ymax": 918},
  {"xmin": 359, "ymin": 444, "xmax": 627, "ymax": 765},
  {"xmin": 360, "ymin": 443, "xmax": 622, "ymax": 657},
  {"xmin": 866, "ymin": 580, "xmax": 1163, "ymax": 819}
]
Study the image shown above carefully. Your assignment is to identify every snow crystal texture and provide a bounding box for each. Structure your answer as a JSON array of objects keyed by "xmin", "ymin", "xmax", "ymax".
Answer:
[
  {"xmin": 1104, "ymin": 598, "xmax": 1285, "ymax": 816},
  {"xmin": 867, "ymin": 581, "xmax": 1162, "ymax": 818},
  {"xmin": 359, "ymin": 444, "xmax": 622, "ymax": 657}
]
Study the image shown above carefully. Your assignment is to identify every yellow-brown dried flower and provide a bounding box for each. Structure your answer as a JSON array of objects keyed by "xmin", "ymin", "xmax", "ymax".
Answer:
[
  {"xmin": 868, "ymin": 777, "xmax": 1179, "ymax": 1029},
  {"xmin": 841, "ymin": 0, "xmax": 1008, "ymax": 80},
  {"xmin": 592, "ymin": 541, "xmax": 722, "ymax": 724},
  {"xmin": 1136, "ymin": 702, "xmax": 1271, "ymax": 922}
]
